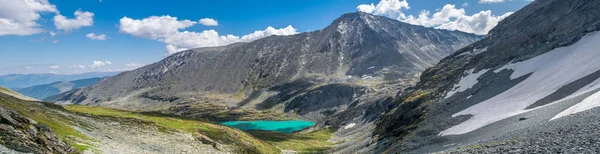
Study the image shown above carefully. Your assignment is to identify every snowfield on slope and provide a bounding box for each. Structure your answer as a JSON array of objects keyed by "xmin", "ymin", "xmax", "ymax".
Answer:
[
  {"xmin": 445, "ymin": 69, "xmax": 490, "ymax": 99},
  {"xmin": 551, "ymin": 90, "xmax": 600, "ymax": 120},
  {"xmin": 440, "ymin": 31, "xmax": 600, "ymax": 136}
]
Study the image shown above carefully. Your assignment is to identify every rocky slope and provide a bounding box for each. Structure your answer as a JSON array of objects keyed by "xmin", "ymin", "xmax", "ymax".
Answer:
[
  {"xmin": 54, "ymin": 12, "xmax": 480, "ymax": 123},
  {"xmin": 373, "ymin": 0, "xmax": 600, "ymax": 153},
  {"xmin": 17, "ymin": 77, "xmax": 102, "ymax": 100},
  {"xmin": 0, "ymin": 103, "xmax": 75, "ymax": 154}
]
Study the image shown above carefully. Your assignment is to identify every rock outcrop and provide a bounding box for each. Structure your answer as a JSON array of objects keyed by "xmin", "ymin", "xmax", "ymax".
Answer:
[{"xmin": 0, "ymin": 106, "xmax": 75, "ymax": 154}]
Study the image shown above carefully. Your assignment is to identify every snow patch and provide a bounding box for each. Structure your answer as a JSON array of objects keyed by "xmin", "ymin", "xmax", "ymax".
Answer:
[
  {"xmin": 343, "ymin": 123, "xmax": 356, "ymax": 129},
  {"xmin": 445, "ymin": 69, "xmax": 490, "ymax": 98},
  {"xmin": 551, "ymin": 90, "xmax": 600, "ymax": 120},
  {"xmin": 440, "ymin": 31, "xmax": 600, "ymax": 136}
]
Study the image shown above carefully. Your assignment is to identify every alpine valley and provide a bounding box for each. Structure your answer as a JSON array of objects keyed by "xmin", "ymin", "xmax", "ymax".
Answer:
[{"xmin": 3, "ymin": 0, "xmax": 600, "ymax": 153}]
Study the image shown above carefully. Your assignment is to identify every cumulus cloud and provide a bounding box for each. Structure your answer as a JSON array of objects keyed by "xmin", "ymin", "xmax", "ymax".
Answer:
[
  {"xmin": 49, "ymin": 65, "xmax": 59, "ymax": 69},
  {"xmin": 437, "ymin": 10, "xmax": 513, "ymax": 35},
  {"xmin": 119, "ymin": 16, "xmax": 196, "ymax": 39},
  {"xmin": 90, "ymin": 61, "xmax": 111, "ymax": 68},
  {"xmin": 357, "ymin": 0, "xmax": 410, "ymax": 19},
  {"xmin": 86, "ymin": 33, "xmax": 106, "ymax": 40},
  {"xmin": 0, "ymin": 0, "xmax": 57, "ymax": 36},
  {"xmin": 199, "ymin": 18, "xmax": 218, "ymax": 26},
  {"xmin": 54, "ymin": 10, "xmax": 94, "ymax": 31},
  {"xmin": 119, "ymin": 15, "xmax": 298, "ymax": 55},
  {"xmin": 357, "ymin": 0, "xmax": 513, "ymax": 35}
]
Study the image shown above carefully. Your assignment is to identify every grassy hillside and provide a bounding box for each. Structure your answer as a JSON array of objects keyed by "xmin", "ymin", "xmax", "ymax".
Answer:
[
  {"xmin": 0, "ymin": 92, "xmax": 93, "ymax": 152},
  {"xmin": 66, "ymin": 105, "xmax": 335, "ymax": 154},
  {"xmin": 249, "ymin": 129, "xmax": 336, "ymax": 153},
  {"xmin": 0, "ymin": 86, "xmax": 334, "ymax": 154},
  {"xmin": 65, "ymin": 105, "xmax": 280, "ymax": 153}
]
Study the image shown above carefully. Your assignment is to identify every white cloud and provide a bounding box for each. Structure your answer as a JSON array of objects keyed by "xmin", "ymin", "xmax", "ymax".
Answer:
[
  {"xmin": 119, "ymin": 16, "xmax": 196, "ymax": 39},
  {"xmin": 119, "ymin": 15, "xmax": 298, "ymax": 55},
  {"xmin": 479, "ymin": 0, "xmax": 509, "ymax": 4},
  {"xmin": 70, "ymin": 65, "xmax": 86, "ymax": 69},
  {"xmin": 0, "ymin": 0, "xmax": 57, "ymax": 36},
  {"xmin": 463, "ymin": 2, "xmax": 469, "ymax": 7},
  {"xmin": 199, "ymin": 18, "xmax": 218, "ymax": 26},
  {"xmin": 49, "ymin": 31, "xmax": 56, "ymax": 37},
  {"xmin": 49, "ymin": 65, "xmax": 59, "ymax": 69},
  {"xmin": 54, "ymin": 10, "xmax": 94, "ymax": 31},
  {"xmin": 357, "ymin": 0, "xmax": 410, "ymax": 19},
  {"xmin": 437, "ymin": 10, "xmax": 513, "ymax": 35},
  {"xmin": 51, "ymin": 40, "xmax": 59, "ymax": 43},
  {"xmin": 86, "ymin": 33, "xmax": 106, "ymax": 40},
  {"xmin": 90, "ymin": 61, "xmax": 111, "ymax": 68},
  {"xmin": 357, "ymin": 0, "xmax": 513, "ymax": 35}
]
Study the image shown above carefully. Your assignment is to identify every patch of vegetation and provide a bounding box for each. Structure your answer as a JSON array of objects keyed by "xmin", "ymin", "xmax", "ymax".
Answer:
[
  {"xmin": 0, "ymin": 94, "xmax": 94, "ymax": 152},
  {"xmin": 403, "ymin": 90, "xmax": 432, "ymax": 103},
  {"xmin": 455, "ymin": 139, "xmax": 513, "ymax": 151},
  {"xmin": 249, "ymin": 129, "xmax": 336, "ymax": 154},
  {"xmin": 66, "ymin": 105, "xmax": 281, "ymax": 154}
]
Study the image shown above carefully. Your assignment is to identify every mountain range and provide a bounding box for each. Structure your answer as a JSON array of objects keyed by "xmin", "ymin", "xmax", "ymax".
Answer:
[
  {"xmin": 4, "ymin": 0, "xmax": 600, "ymax": 153},
  {"xmin": 0, "ymin": 72, "xmax": 117, "ymax": 89},
  {"xmin": 53, "ymin": 12, "xmax": 481, "ymax": 123},
  {"xmin": 15, "ymin": 77, "xmax": 103, "ymax": 100}
]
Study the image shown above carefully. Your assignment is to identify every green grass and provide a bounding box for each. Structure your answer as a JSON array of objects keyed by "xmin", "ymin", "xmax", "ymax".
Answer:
[
  {"xmin": 0, "ymin": 88, "xmax": 336, "ymax": 154},
  {"xmin": 66, "ymin": 105, "xmax": 337, "ymax": 153},
  {"xmin": 65, "ymin": 105, "xmax": 281, "ymax": 154},
  {"xmin": 0, "ymin": 94, "xmax": 94, "ymax": 152},
  {"xmin": 249, "ymin": 129, "xmax": 336, "ymax": 154}
]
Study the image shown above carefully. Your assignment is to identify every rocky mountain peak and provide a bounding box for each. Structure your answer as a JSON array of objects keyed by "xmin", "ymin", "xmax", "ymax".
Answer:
[{"xmin": 54, "ymin": 13, "xmax": 481, "ymax": 120}]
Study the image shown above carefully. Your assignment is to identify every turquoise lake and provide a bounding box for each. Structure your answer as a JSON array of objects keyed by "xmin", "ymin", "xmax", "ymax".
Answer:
[{"xmin": 220, "ymin": 120, "xmax": 315, "ymax": 133}]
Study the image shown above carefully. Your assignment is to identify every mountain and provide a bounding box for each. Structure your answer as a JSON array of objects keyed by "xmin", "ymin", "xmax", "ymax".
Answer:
[
  {"xmin": 54, "ymin": 12, "xmax": 481, "ymax": 123},
  {"xmin": 16, "ymin": 77, "xmax": 103, "ymax": 100},
  {"xmin": 0, "ymin": 72, "xmax": 118, "ymax": 89},
  {"xmin": 374, "ymin": 0, "xmax": 600, "ymax": 153}
]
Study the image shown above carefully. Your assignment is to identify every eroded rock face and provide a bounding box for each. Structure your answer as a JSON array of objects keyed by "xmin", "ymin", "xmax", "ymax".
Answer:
[{"xmin": 0, "ymin": 107, "xmax": 75, "ymax": 154}]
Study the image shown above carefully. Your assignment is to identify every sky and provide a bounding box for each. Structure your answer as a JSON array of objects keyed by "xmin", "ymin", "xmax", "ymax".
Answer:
[{"xmin": 0, "ymin": 0, "xmax": 532, "ymax": 75}]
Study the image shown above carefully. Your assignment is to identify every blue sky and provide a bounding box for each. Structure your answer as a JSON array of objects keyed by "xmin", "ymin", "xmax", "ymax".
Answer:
[{"xmin": 0, "ymin": 0, "xmax": 532, "ymax": 75}]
